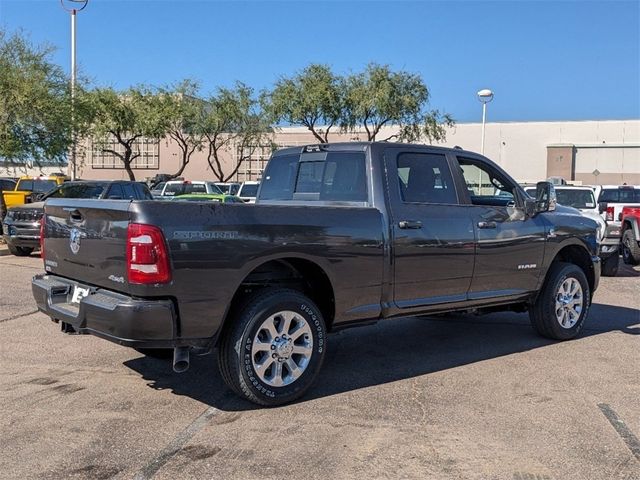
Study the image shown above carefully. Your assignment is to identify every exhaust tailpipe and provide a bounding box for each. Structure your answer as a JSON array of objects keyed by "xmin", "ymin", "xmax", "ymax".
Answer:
[{"xmin": 173, "ymin": 347, "xmax": 190, "ymax": 373}]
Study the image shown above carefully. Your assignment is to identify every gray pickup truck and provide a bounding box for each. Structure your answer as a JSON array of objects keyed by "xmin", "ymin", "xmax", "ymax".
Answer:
[{"xmin": 32, "ymin": 142, "xmax": 600, "ymax": 406}]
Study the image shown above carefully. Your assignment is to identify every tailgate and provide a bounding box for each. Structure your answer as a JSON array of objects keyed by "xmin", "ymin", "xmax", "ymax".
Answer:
[{"xmin": 43, "ymin": 199, "xmax": 133, "ymax": 294}]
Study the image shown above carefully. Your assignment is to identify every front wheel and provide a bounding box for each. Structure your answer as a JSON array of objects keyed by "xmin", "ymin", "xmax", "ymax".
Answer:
[
  {"xmin": 600, "ymin": 253, "xmax": 619, "ymax": 277},
  {"xmin": 529, "ymin": 262, "xmax": 590, "ymax": 340},
  {"xmin": 218, "ymin": 289, "xmax": 326, "ymax": 406},
  {"xmin": 621, "ymin": 230, "xmax": 640, "ymax": 265},
  {"xmin": 8, "ymin": 244, "xmax": 33, "ymax": 256}
]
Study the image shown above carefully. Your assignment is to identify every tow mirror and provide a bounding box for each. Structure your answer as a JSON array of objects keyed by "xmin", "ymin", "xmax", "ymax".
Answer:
[
  {"xmin": 598, "ymin": 202, "xmax": 608, "ymax": 214},
  {"xmin": 535, "ymin": 181, "xmax": 556, "ymax": 213}
]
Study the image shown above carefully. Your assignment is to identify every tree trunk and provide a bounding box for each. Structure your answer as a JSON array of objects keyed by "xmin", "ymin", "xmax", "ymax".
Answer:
[{"xmin": 123, "ymin": 147, "xmax": 136, "ymax": 181}]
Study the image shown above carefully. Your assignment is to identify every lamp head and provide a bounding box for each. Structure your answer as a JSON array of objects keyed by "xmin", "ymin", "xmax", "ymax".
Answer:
[
  {"xmin": 477, "ymin": 89, "xmax": 494, "ymax": 103},
  {"xmin": 60, "ymin": 0, "xmax": 88, "ymax": 12}
]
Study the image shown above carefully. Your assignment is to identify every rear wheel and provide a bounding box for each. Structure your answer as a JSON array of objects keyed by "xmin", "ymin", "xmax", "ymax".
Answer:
[
  {"xmin": 600, "ymin": 253, "xmax": 619, "ymax": 277},
  {"xmin": 218, "ymin": 288, "xmax": 326, "ymax": 406},
  {"xmin": 8, "ymin": 244, "xmax": 33, "ymax": 256},
  {"xmin": 621, "ymin": 230, "xmax": 640, "ymax": 265},
  {"xmin": 529, "ymin": 262, "xmax": 590, "ymax": 340}
]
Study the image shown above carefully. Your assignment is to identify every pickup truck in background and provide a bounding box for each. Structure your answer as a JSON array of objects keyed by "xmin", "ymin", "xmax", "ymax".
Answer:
[
  {"xmin": 32, "ymin": 143, "xmax": 601, "ymax": 406},
  {"xmin": 621, "ymin": 206, "xmax": 640, "ymax": 265},
  {"xmin": 2, "ymin": 174, "xmax": 69, "ymax": 208},
  {"xmin": 3, "ymin": 180, "xmax": 153, "ymax": 256}
]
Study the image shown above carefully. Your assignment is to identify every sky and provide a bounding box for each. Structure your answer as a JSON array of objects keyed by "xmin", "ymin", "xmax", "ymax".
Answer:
[{"xmin": 1, "ymin": 0, "xmax": 638, "ymax": 123}]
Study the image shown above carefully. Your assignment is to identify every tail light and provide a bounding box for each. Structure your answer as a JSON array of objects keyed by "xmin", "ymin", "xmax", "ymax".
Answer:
[
  {"xmin": 605, "ymin": 206, "xmax": 614, "ymax": 222},
  {"xmin": 39, "ymin": 215, "xmax": 46, "ymax": 262},
  {"xmin": 126, "ymin": 223, "xmax": 171, "ymax": 284}
]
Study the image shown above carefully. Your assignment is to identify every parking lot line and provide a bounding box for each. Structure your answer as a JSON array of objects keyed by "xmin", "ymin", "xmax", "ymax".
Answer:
[
  {"xmin": 133, "ymin": 405, "xmax": 223, "ymax": 480},
  {"xmin": 598, "ymin": 403, "xmax": 640, "ymax": 462}
]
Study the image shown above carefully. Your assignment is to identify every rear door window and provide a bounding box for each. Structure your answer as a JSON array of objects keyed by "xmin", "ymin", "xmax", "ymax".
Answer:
[
  {"xmin": 122, "ymin": 183, "xmax": 137, "ymax": 199},
  {"xmin": 397, "ymin": 153, "xmax": 458, "ymax": 204},
  {"xmin": 106, "ymin": 184, "xmax": 124, "ymax": 199}
]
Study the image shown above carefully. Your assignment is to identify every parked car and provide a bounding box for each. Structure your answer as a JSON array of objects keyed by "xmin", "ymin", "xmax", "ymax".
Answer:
[
  {"xmin": 34, "ymin": 142, "xmax": 600, "ymax": 406},
  {"xmin": 172, "ymin": 194, "xmax": 245, "ymax": 203},
  {"xmin": 152, "ymin": 180, "xmax": 223, "ymax": 199},
  {"xmin": 524, "ymin": 185, "xmax": 620, "ymax": 276},
  {"xmin": 594, "ymin": 185, "xmax": 640, "ymax": 223},
  {"xmin": 3, "ymin": 180, "xmax": 152, "ymax": 256},
  {"xmin": 237, "ymin": 181, "xmax": 260, "ymax": 203},
  {"xmin": 2, "ymin": 174, "xmax": 69, "ymax": 209},
  {"xmin": 620, "ymin": 206, "xmax": 640, "ymax": 265},
  {"xmin": 214, "ymin": 182, "xmax": 241, "ymax": 196}
]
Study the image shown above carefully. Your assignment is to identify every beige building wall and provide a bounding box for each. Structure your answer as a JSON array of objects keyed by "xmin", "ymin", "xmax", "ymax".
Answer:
[{"xmin": 75, "ymin": 120, "xmax": 640, "ymax": 185}]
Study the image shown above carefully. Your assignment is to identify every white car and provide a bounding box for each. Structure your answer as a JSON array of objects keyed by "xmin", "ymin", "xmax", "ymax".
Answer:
[
  {"xmin": 525, "ymin": 185, "xmax": 604, "ymax": 234},
  {"xmin": 525, "ymin": 185, "xmax": 620, "ymax": 275},
  {"xmin": 593, "ymin": 185, "xmax": 640, "ymax": 223},
  {"xmin": 152, "ymin": 181, "xmax": 223, "ymax": 200},
  {"xmin": 237, "ymin": 181, "xmax": 260, "ymax": 203}
]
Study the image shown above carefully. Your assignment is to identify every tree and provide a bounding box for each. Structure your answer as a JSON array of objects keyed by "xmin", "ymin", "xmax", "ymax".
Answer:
[
  {"xmin": 84, "ymin": 87, "xmax": 167, "ymax": 181},
  {"xmin": 202, "ymin": 83, "xmax": 272, "ymax": 182},
  {"xmin": 158, "ymin": 80, "xmax": 206, "ymax": 179},
  {"xmin": 0, "ymin": 30, "xmax": 74, "ymax": 171},
  {"xmin": 343, "ymin": 63, "xmax": 453, "ymax": 142},
  {"xmin": 267, "ymin": 64, "xmax": 342, "ymax": 143}
]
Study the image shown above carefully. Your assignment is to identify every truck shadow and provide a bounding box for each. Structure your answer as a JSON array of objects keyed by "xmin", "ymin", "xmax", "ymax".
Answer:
[{"xmin": 123, "ymin": 302, "xmax": 639, "ymax": 411}]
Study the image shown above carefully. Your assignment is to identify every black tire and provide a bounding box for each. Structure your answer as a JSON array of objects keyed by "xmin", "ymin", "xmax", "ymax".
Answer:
[
  {"xmin": 621, "ymin": 229, "xmax": 640, "ymax": 266},
  {"xmin": 8, "ymin": 244, "xmax": 33, "ymax": 256},
  {"xmin": 600, "ymin": 253, "xmax": 619, "ymax": 277},
  {"xmin": 134, "ymin": 348, "xmax": 173, "ymax": 359},
  {"xmin": 218, "ymin": 288, "xmax": 326, "ymax": 406},
  {"xmin": 529, "ymin": 262, "xmax": 590, "ymax": 340}
]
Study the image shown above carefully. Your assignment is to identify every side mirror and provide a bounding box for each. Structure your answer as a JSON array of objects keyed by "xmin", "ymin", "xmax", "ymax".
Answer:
[
  {"xmin": 535, "ymin": 181, "xmax": 556, "ymax": 213},
  {"xmin": 598, "ymin": 202, "xmax": 608, "ymax": 214}
]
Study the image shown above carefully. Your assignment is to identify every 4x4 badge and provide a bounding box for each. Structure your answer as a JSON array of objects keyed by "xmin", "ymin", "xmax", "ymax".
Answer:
[{"xmin": 69, "ymin": 228, "xmax": 82, "ymax": 254}]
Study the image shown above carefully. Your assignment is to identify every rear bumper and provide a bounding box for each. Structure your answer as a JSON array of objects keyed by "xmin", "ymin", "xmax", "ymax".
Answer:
[{"xmin": 31, "ymin": 274, "xmax": 185, "ymax": 348}]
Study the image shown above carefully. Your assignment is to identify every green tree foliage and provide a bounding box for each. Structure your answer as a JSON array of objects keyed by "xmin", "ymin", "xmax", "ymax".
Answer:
[
  {"xmin": 267, "ymin": 64, "xmax": 342, "ymax": 143},
  {"xmin": 343, "ymin": 63, "xmax": 453, "ymax": 142},
  {"xmin": 157, "ymin": 80, "xmax": 206, "ymax": 179},
  {"xmin": 202, "ymin": 82, "xmax": 272, "ymax": 182},
  {"xmin": 84, "ymin": 86, "xmax": 167, "ymax": 181},
  {"xmin": 0, "ymin": 30, "xmax": 73, "ymax": 170}
]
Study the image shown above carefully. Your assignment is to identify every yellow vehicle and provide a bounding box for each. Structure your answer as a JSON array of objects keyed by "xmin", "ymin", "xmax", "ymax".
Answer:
[{"xmin": 2, "ymin": 174, "xmax": 69, "ymax": 208}]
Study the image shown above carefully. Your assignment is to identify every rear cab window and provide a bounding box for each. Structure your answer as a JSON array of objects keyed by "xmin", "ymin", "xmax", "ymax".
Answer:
[
  {"xmin": 598, "ymin": 188, "xmax": 640, "ymax": 203},
  {"xmin": 16, "ymin": 179, "xmax": 57, "ymax": 193},
  {"xmin": 259, "ymin": 150, "xmax": 368, "ymax": 204}
]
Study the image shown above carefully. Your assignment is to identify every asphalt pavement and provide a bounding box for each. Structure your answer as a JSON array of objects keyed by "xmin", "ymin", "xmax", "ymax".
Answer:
[{"xmin": 1, "ymin": 246, "xmax": 638, "ymax": 480}]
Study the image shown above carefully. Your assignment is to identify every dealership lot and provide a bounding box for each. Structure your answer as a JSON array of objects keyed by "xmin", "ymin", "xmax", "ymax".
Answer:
[{"xmin": 0, "ymin": 249, "xmax": 638, "ymax": 480}]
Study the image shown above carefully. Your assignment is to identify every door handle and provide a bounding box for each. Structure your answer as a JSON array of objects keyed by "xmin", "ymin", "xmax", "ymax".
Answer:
[
  {"xmin": 477, "ymin": 221, "xmax": 497, "ymax": 229},
  {"xmin": 69, "ymin": 209, "xmax": 83, "ymax": 222},
  {"xmin": 399, "ymin": 220, "xmax": 423, "ymax": 229}
]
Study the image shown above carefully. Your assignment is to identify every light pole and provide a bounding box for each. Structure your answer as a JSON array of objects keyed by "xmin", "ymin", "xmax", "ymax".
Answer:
[
  {"xmin": 477, "ymin": 88, "xmax": 494, "ymax": 155},
  {"xmin": 60, "ymin": 0, "xmax": 88, "ymax": 180}
]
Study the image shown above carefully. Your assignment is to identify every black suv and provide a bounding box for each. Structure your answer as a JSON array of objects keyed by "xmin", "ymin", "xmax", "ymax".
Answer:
[{"xmin": 3, "ymin": 180, "xmax": 152, "ymax": 256}]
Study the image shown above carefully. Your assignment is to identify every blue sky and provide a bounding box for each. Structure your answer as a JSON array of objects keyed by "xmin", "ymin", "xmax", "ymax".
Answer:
[{"xmin": 1, "ymin": 0, "xmax": 638, "ymax": 122}]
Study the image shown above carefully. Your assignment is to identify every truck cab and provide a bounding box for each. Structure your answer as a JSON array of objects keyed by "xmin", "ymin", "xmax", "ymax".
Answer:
[{"xmin": 2, "ymin": 174, "xmax": 69, "ymax": 209}]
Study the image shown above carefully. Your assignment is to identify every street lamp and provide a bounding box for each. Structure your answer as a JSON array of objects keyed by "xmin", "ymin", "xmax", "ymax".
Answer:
[
  {"xmin": 477, "ymin": 88, "xmax": 494, "ymax": 155},
  {"xmin": 60, "ymin": 0, "xmax": 88, "ymax": 180}
]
